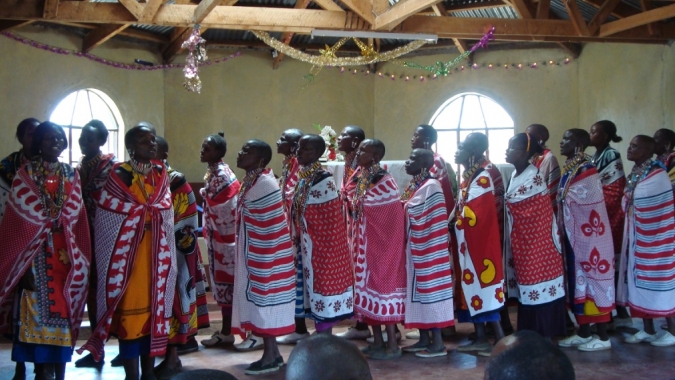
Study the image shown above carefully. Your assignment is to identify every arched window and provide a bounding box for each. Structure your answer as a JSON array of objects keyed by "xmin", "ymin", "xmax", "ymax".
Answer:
[
  {"xmin": 49, "ymin": 89, "xmax": 124, "ymax": 165},
  {"xmin": 430, "ymin": 92, "xmax": 514, "ymax": 176}
]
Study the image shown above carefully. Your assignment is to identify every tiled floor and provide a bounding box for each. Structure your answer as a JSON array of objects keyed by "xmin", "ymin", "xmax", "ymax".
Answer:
[{"xmin": 2, "ymin": 309, "xmax": 675, "ymax": 379}]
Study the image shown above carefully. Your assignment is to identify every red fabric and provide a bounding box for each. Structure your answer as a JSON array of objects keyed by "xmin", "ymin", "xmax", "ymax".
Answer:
[
  {"xmin": 509, "ymin": 194, "xmax": 563, "ymax": 284},
  {"xmin": 0, "ymin": 165, "xmax": 91, "ymax": 346},
  {"xmin": 603, "ymin": 177, "xmax": 626, "ymax": 254},
  {"xmin": 575, "ymin": 313, "xmax": 610, "ymax": 324},
  {"xmin": 304, "ymin": 197, "xmax": 353, "ymax": 295}
]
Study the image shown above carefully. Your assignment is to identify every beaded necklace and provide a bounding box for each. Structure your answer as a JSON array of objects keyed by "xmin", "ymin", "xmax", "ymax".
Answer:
[
  {"xmin": 129, "ymin": 158, "xmax": 155, "ymax": 201},
  {"xmin": 343, "ymin": 151, "xmax": 357, "ymax": 181},
  {"xmin": 204, "ymin": 160, "xmax": 221, "ymax": 182},
  {"xmin": 352, "ymin": 164, "xmax": 384, "ymax": 221},
  {"xmin": 624, "ymin": 159, "xmax": 658, "ymax": 215},
  {"xmin": 657, "ymin": 151, "xmax": 673, "ymax": 166},
  {"xmin": 239, "ymin": 168, "xmax": 264, "ymax": 199},
  {"xmin": 79, "ymin": 152, "xmax": 102, "ymax": 186},
  {"xmin": 557, "ymin": 153, "xmax": 590, "ymax": 203},
  {"xmin": 292, "ymin": 161, "xmax": 322, "ymax": 225},
  {"xmin": 400, "ymin": 171, "xmax": 431, "ymax": 201},
  {"xmin": 455, "ymin": 157, "xmax": 485, "ymax": 220},
  {"xmin": 32, "ymin": 158, "xmax": 66, "ymax": 221},
  {"xmin": 279, "ymin": 155, "xmax": 294, "ymax": 189}
]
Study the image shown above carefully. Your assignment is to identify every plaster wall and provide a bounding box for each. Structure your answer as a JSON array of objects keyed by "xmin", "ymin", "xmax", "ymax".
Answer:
[
  {"xmin": 163, "ymin": 50, "xmax": 374, "ymax": 181},
  {"xmin": 0, "ymin": 25, "xmax": 165, "ymax": 158},
  {"xmin": 373, "ymin": 43, "xmax": 675, "ymax": 165}
]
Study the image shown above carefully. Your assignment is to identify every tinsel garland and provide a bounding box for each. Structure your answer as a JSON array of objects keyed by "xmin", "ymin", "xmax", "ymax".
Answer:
[
  {"xmin": 250, "ymin": 30, "xmax": 428, "ymax": 67},
  {"xmin": 399, "ymin": 27, "xmax": 495, "ymax": 76}
]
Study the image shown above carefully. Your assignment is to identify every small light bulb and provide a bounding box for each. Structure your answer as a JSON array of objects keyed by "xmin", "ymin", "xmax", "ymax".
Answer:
[
  {"xmin": 420, "ymin": 76, "xmax": 424, "ymax": 82},
  {"xmin": 378, "ymin": 72, "xmax": 383, "ymax": 77},
  {"xmin": 340, "ymin": 67, "xmax": 344, "ymax": 73},
  {"xmin": 433, "ymin": 74, "xmax": 437, "ymax": 79},
  {"xmin": 549, "ymin": 60, "xmax": 554, "ymax": 64},
  {"xmin": 391, "ymin": 75, "xmax": 395, "ymax": 80},
  {"xmin": 518, "ymin": 63, "xmax": 522, "ymax": 69},
  {"xmin": 405, "ymin": 76, "xmax": 410, "ymax": 81},
  {"xmin": 365, "ymin": 70, "xmax": 370, "ymax": 75},
  {"xmin": 488, "ymin": 64, "xmax": 493, "ymax": 68}
]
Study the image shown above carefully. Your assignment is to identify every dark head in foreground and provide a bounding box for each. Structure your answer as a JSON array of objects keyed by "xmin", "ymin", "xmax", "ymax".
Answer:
[
  {"xmin": 172, "ymin": 369, "xmax": 239, "ymax": 380},
  {"xmin": 286, "ymin": 334, "xmax": 372, "ymax": 380},
  {"xmin": 485, "ymin": 330, "xmax": 575, "ymax": 380}
]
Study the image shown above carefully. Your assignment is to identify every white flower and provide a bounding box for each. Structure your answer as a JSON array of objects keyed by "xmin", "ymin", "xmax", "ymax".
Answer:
[{"xmin": 321, "ymin": 126, "xmax": 336, "ymax": 137}]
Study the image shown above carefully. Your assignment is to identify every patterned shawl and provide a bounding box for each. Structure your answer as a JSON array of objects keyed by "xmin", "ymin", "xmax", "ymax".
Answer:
[
  {"xmin": 77, "ymin": 153, "xmax": 116, "ymax": 228},
  {"xmin": 532, "ymin": 149, "xmax": 561, "ymax": 211},
  {"xmin": 291, "ymin": 168, "xmax": 353, "ymax": 323},
  {"xmin": 0, "ymin": 163, "xmax": 90, "ymax": 346},
  {"xmin": 78, "ymin": 162, "xmax": 177, "ymax": 361},
  {"xmin": 558, "ymin": 161, "xmax": 615, "ymax": 314},
  {"xmin": 279, "ymin": 156, "xmax": 299, "ymax": 220},
  {"xmin": 455, "ymin": 167, "xmax": 505, "ymax": 316},
  {"xmin": 403, "ymin": 178, "xmax": 454, "ymax": 329},
  {"xmin": 0, "ymin": 151, "xmax": 27, "ymax": 220},
  {"xmin": 431, "ymin": 153, "xmax": 456, "ymax": 215},
  {"xmin": 202, "ymin": 161, "xmax": 240, "ymax": 306},
  {"xmin": 483, "ymin": 160, "xmax": 505, "ymax": 245},
  {"xmin": 351, "ymin": 172, "xmax": 406, "ymax": 324},
  {"xmin": 168, "ymin": 167, "xmax": 206, "ymax": 344},
  {"xmin": 617, "ymin": 163, "xmax": 675, "ymax": 316},
  {"xmin": 592, "ymin": 147, "xmax": 627, "ymax": 253},
  {"xmin": 504, "ymin": 164, "xmax": 565, "ymax": 306}
]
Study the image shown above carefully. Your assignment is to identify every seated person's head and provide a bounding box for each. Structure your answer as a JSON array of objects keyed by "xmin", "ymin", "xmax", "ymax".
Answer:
[
  {"xmin": 485, "ymin": 331, "xmax": 575, "ymax": 380},
  {"xmin": 172, "ymin": 369, "xmax": 238, "ymax": 380},
  {"xmin": 286, "ymin": 334, "xmax": 372, "ymax": 380}
]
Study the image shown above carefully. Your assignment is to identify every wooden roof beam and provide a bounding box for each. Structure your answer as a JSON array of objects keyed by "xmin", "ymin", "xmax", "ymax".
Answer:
[
  {"xmin": 446, "ymin": 0, "xmax": 504, "ymax": 13},
  {"xmin": 43, "ymin": 0, "xmax": 59, "ymax": 19},
  {"xmin": 430, "ymin": 2, "xmax": 446, "ymax": 16},
  {"xmin": 373, "ymin": 0, "xmax": 442, "ymax": 30},
  {"xmin": 117, "ymin": 0, "xmax": 143, "ymax": 19},
  {"xmin": 138, "ymin": 0, "xmax": 164, "ymax": 23},
  {"xmin": 599, "ymin": 3, "xmax": 675, "ymax": 37},
  {"xmin": 337, "ymin": 0, "xmax": 374, "ymax": 24},
  {"xmin": 564, "ymin": 0, "xmax": 590, "ymax": 36},
  {"xmin": 0, "ymin": 19, "xmax": 34, "ymax": 32},
  {"xmin": 580, "ymin": 0, "xmax": 639, "ymax": 18},
  {"xmin": 272, "ymin": 0, "xmax": 311, "ymax": 69},
  {"xmin": 82, "ymin": 23, "xmax": 130, "ymax": 52},
  {"xmin": 193, "ymin": 0, "xmax": 220, "ymax": 24},
  {"xmin": 556, "ymin": 41, "xmax": 581, "ymax": 57},
  {"xmin": 509, "ymin": 0, "xmax": 534, "ymax": 18},
  {"xmin": 313, "ymin": 0, "xmax": 343, "ymax": 11},
  {"xmin": 639, "ymin": 0, "xmax": 657, "ymax": 36},
  {"xmin": 536, "ymin": 0, "xmax": 550, "ymax": 18},
  {"xmin": 587, "ymin": 0, "xmax": 621, "ymax": 35}
]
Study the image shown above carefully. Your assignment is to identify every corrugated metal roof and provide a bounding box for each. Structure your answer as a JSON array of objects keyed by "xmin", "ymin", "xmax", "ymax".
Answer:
[
  {"xmin": 451, "ymin": 6, "xmax": 519, "ymax": 19},
  {"xmin": 549, "ymin": 0, "xmax": 619, "ymax": 22},
  {"xmin": 130, "ymin": 25, "xmax": 174, "ymax": 35}
]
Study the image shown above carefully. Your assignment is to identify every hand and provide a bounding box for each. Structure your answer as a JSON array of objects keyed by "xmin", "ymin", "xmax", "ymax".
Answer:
[{"xmin": 18, "ymin": 269, "xmax": 36, "ymax": 292}]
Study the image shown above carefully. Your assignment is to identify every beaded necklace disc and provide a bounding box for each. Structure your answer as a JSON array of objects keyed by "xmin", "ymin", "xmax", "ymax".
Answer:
[
  {"xmin": 400, "ymin": 172, "xmax": 431, "ymax": 201},
  {"xmin": 351, "ymin": 164, "xmax": 384, "ymax": 221},
  {"xmin": 292, "ymin": 161, "xmax": 322, "ymax": 226},
  {"xmin": 80, "ymin": 152, "xmax": 102, "ymax": 186},
  {"xmin": 32, "ymin": 158, "xmax": 66, "ymax": 220}
]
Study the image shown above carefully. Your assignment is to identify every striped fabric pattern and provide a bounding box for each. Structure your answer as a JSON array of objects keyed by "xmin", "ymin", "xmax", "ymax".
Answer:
[
  {"xmin": 618, "ymin": 165, "xmax": 675, "ymax": 316},
  {"xmin": 232, "ymin": 169, "xmax": 295, "ymax": 336}
]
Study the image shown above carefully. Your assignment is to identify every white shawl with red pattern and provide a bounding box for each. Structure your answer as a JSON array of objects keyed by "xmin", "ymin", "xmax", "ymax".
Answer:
[
  {"xmin": 0, "ymin": 164, "xmax": 90, "ymax": 346},
  {"xmin": 78, "ymin": 163, "xmax": 177, "ymax": 360}
]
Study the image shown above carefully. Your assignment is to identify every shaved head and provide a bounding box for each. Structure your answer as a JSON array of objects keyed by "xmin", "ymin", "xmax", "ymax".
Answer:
[{"xmin": 526, "ymin": 124, "xmax": 550, "ymax": 145}]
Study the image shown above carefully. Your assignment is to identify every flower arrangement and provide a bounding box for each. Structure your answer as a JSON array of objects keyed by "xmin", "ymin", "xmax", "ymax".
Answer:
[{"xmin": 313, "ymin": 124, "xmax": 343, "ymax": 162}]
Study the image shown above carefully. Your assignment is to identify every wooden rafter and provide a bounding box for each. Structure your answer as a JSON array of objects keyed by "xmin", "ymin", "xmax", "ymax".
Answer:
[
  {"xmin": 430, "ymin": 2, "xmax": 446, "ymax": 16},
  {"xmin": 599, "ymin": 3, "xmax": 675, "ymax": 37},
  {"xmin": 138, "ymin": 0, "xmax": 164, "ymax": 23},
  {"xmin": 556, "ymin": 42, "xmax": 581, "ymax": 57},
  {"xmin": 373, "ymin": 0, "xmax": 442, "ymax": 30},
  {"xmin": 452, "ymin": 38, "xmax": 468, "ymax": 53},
  {"xmin": 337, "ymin": 0, "xmax": 374, "ymax": 24},
  {"xmin": 272, "ymin": 0, "xmax": 311, "ymax": 69},
  {"xmin": 639, "ymin": 0, "xmax": 656, "ymax": 36},
  {"xmin": 0, "ymin": 19, "xmax": 33, "ymax": 32},
  {"xmin": 536, "ymin": 0, "xmax": 550, "ymax": 19},
  {"xmin": 446, "ymin": 0, "xmax": 504, "ymax": 13},
  {"xmin": 1, "ymin": 1, "xmax": 673, "ymax": 43},
  {"xmin": 509, "ymin": 0, "xmax": 534, "ymax": 19},
  {"xmin": 587, "ymin": 0, "xmax": 621, "ymax": 35},
  {"xmin": 193, "ymin": 0, "xmax": 220, "ymax": 24},
  {"xmin": 580, "ymin": 0, "xmax": 638, "ymax": 18},
  {"xmin": 82, "ymin": 23, "xmax": 130, "ymax": 52},
  {"xmin": 563, "ymin": 0, "xmax": 591, "ymax": 36},
  {"xmin": 312, "ymin": 0, "xmax": 342, "ymax": 11},
  {"xmin": 43, "ymin": 0, "xmax": 59, "ymax": 18},
  {"xmin": 117, "ymin": 0, "xmax": 143, "ymax": 19}
]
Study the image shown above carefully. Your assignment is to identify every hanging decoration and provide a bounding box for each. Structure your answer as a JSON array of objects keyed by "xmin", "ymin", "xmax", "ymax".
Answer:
[
  {"xmin": 1, "ymin": 31, "xmax": 241, "ymax": 71},
  {"xmin": 181, "ymin": 25, "xmax": 208, "ymax": 93},
  {"xmin": 399, "ymin": 27, "xmax": 495, "ymax": 76},
  {"xmin": 250, "ymin": 30, "xmax": 428, "ymax": 70}
]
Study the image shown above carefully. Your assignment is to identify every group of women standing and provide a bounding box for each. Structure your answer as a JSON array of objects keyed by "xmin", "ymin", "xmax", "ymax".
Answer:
[{"xmin": 1, "ymin": 116, "xmax": 674, "ymax": 380}]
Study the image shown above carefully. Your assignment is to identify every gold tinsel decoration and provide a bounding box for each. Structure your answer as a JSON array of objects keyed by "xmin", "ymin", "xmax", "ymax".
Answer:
[{"xmin": 250, "ymin": 30, "xmax": 429, "ymax": 67}]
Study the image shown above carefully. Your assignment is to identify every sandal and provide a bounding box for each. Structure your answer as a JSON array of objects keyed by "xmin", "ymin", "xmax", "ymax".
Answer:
[
  {"xmin": 415, "ymin": 348, "xmax": 447, "ymax": 358},
  {"xmin": 402, "ymin": 341, "xmax": 430, "ymax": 353},
  {"xmin": 370, "ymin": 348, "xmax": 403, "ymax": 360}
]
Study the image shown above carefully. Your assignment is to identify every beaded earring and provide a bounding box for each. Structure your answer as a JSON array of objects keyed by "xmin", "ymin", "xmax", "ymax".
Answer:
[
  {"xmin": 423, "ymin": 141, "xmax": 429, "ymax": 150},
  {"xmin": 351, "ymin": 140, "xmax": 358, "ymax": 149}
]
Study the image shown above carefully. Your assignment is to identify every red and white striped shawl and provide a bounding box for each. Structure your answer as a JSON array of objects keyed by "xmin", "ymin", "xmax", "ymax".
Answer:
[
  {"xmin": 0, "ymin": 164, "xmax": 91, "ymax": 346},
  {"xmin": 617, "ymin": 165, "xmax": 675, "ymax": 316},
  {"xmin": 404, "ymin": 178, "xmax": 453, "ymax": 304},
  {"xmin": 236, "ymin": 169, "xmax": 295, "ymax": 307},
  {"xmin": 78, "ymin": 163, "xmax": 177, "ymax": 361},
  {"xmin": 280, "ymin": 156, "xmax": 300, "ymax": 225},
  {"xmin": 430, "ymin": 153, "xmax": 456, "ymax": 216}
]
